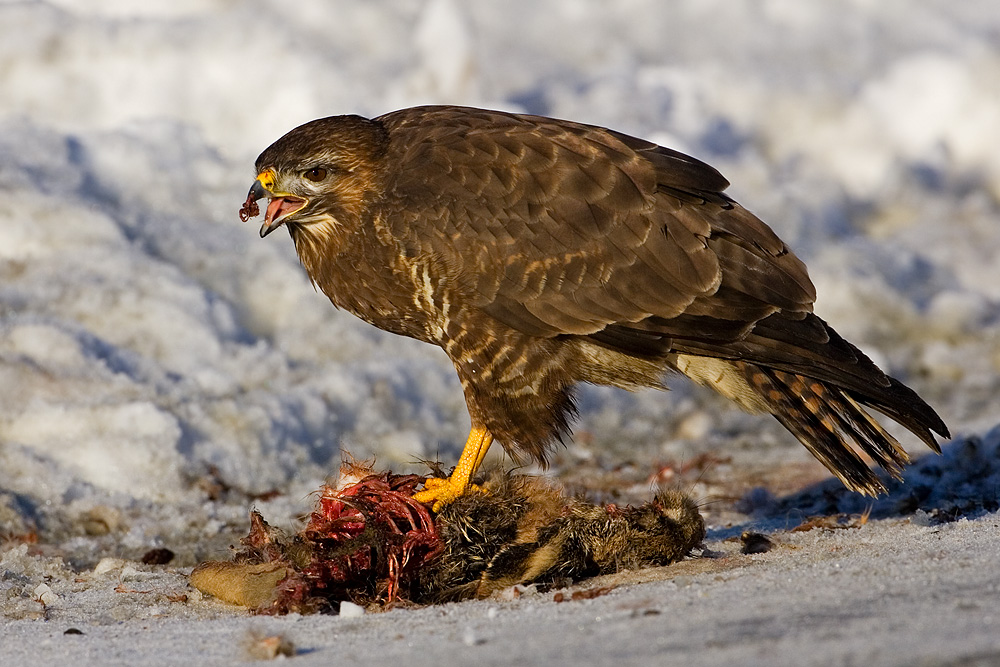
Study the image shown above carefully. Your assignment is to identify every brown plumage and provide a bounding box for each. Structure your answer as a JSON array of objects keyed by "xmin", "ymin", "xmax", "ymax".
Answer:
[{"xmin": 242, "ymin": 105, "xmax": 949, "ymax": 502}]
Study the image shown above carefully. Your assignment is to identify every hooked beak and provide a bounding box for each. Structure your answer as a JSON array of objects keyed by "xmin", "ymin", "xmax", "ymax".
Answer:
[{"xmin": 240, "ymin": 168, "xmax": 308, "ymax": 238}]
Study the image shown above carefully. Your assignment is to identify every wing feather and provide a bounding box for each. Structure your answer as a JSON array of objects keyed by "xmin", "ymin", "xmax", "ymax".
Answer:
[{"xmin": 375, "ymin": 106, "xmax": 815, "ymax": 346}]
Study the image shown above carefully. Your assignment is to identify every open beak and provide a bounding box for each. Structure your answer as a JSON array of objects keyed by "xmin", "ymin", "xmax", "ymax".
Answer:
[{"xmin": 241, "ymin": 168, "xmax": 308, "ymax": 238}]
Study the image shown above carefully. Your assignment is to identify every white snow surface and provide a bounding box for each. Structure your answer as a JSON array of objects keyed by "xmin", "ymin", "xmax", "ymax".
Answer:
[{"xmin": 2, "ymin": 1, "xmax": 1000, "ymax": 664}]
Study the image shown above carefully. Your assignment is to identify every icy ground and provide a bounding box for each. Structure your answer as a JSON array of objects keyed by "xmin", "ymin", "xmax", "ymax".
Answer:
[{"xmin": 1, "ymin": 1, "xmax": 999, "ymax": 665}]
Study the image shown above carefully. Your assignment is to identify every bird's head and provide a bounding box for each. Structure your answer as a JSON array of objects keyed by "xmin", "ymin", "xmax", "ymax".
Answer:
[{"xmin": 241, "ymin": 115, "xmax": 389, "ymax": 240}]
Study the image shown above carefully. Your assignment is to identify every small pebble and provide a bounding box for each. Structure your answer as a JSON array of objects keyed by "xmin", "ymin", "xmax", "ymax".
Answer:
[
  {"xmin": 141, "ymin": 548, "xmax": 175, "ymax": 565},
  {"xmin": 245, "ymin": 631, "xmax": 295, "ymax": 660},
  {"xmin": 462, "ymin": 627, "xmax": 485, "ymax": 646},
  {"xmin": 741, "ymin": 531, "xmax": 774, "ymax": 555},
  {"xmin": 94, "ymin": 558, "xmax": 126, "ymax": 575},
  {"xmin": 339, "ymin": 600, "xmax": 365, "ymax": 617},
  {"xmin": 34, "ymin": 583, "xmax": 58, "ymax": 606}
]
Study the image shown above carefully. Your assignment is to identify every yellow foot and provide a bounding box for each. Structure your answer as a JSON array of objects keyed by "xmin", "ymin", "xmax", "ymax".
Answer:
[
  {"xmin": 413, "ymin": 477, "xmax": 483, "ymax": 513},
  {"xmin": 413, "ymin": 425, "xmax": 495, "ymax": 512}
]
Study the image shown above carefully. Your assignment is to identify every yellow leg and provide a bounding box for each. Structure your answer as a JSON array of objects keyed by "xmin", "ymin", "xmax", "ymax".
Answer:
[{"xmin": 414, "ymin": 425, "xmax": 494, "ymax": 512}]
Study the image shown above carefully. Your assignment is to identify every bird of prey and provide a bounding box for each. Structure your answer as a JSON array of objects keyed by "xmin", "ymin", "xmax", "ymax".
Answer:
[{"xmin": 241, "ymin": 105, "xmax": 948, "ymax": 510}]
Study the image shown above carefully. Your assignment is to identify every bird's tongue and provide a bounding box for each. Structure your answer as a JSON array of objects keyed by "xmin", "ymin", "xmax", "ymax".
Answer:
[{"xmin": 265, "ymin": 197, "xmax": 303, "ymax": 225}]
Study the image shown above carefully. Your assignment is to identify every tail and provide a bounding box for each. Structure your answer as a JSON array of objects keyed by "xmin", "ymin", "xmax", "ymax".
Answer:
[
  {"xmin": 741, "ymin": 364, "xmax": 948, "ymax": 495},
  {"xmin": 669, "ymin": 312, "xmax": 950, "ymax": 495}
]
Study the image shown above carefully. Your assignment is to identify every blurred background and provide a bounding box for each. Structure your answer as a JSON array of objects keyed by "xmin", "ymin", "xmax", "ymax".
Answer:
[{"xmin": 0, "ymin": 0, "xmax": 997, "ymax": 561}]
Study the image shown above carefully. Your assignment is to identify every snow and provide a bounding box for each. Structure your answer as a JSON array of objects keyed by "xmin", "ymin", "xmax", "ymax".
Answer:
[{"xmin": 1, "ymin": 0, "xmax": 999, "ymax": 664}]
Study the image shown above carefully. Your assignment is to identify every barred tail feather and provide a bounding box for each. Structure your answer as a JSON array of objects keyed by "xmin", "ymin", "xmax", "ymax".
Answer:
[{"xmin": 743, "ymin": 365, "xmax": 917, "ymax": 496}]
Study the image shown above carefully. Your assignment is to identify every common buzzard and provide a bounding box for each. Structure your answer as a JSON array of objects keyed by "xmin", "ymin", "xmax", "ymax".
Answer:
[{"xmin": 241, "ymin": 105, "xmax": 948, "ymax": 509}]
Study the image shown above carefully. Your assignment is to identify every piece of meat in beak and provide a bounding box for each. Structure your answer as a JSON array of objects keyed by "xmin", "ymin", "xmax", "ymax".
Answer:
[{"xmin": 239, "ymin": 168, "xmax": 307, "ymax": 237}]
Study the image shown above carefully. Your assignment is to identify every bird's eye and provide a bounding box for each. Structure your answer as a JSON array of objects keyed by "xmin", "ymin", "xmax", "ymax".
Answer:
[{"xmin": 303, "ymin": 167, "xmax": 328, "ymax": 182}]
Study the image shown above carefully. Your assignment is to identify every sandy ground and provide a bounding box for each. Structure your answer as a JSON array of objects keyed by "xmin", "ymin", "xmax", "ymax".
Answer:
[
  {"xmin": 3, "ymin": 506, "xmax": 999, "ymax": 667},
  {"xmin": 4, "ymin": 432, "xmax": 1000, "ymax": 666}
]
